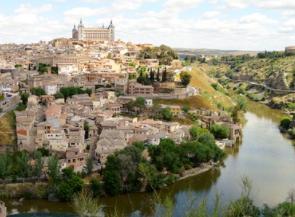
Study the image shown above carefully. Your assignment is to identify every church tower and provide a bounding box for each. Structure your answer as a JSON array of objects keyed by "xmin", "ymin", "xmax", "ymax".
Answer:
[
  {"xmin": 108, "ymin": 20, "xmax": 115, "ymax": 42},
  {"xmin": 72, "ymin": 25, "xmax": 78, "ymax": 39},
  {"xmin": 77, "ymin": 18, "xmax": 84, "ymax": 40}
]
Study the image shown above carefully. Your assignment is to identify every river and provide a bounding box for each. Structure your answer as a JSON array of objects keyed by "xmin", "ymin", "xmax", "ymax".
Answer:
[{"xmin": 5, "ymin": 103, "xmax": 295, "ymax": 217}]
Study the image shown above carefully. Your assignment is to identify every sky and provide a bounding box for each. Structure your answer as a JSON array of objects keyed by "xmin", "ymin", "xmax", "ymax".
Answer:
[{"xmin": 1, "ymin": 0, "xmax": 295, "ymax": 50}]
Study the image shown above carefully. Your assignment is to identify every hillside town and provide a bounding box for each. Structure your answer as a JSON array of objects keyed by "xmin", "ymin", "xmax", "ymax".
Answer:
[{"xmin": 0, "ymin": 20, "xmax": 241, "ymax": 175}]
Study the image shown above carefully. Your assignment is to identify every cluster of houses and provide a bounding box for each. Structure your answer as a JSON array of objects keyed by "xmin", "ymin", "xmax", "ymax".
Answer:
[
  {"xmin": 15, "ymin": 91, "xmax": 191, "ymax": 171},
  {"xmin": 0, "ymin": 37, "xmax": 241, "ymax": 173}
]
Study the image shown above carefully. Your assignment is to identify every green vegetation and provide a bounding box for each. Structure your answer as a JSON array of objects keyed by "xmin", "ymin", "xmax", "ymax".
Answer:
[
  {"xmin": 16, "ymin": 92, "xmax": 29, "ymax": 111},
  {"xmin": 139, "ymin": 45, "xmax": 178, "ymax": 65},
  {"xmin": 0, "ymin": 150, "xmax": 43, "ymax": 179},
  {"xmin": 31, "ymin": 87, "xmax": 46, "ymax": 96},
  {"xmin": 55, "ymin": 86, "xmax": 92, "ymax": 101},
  {"xmin": 38, "ymin": 63, "xmax": 50, "ymax": 74},
  {"xmin": 102, "ymin": 135, "xmax": 224, "ymax": 196},
  {"xmin": 126, "ymin": 97, "xmax": 146, "ymax": 114},
  {"xmin": 210, "ymin": 124, "xmax": 230, "ymax": 139},
  {"xmin": 72, "ymin": 176, "xmax": 295, "ymax": 217},
  {"xmin": 180, "ymin": 71, "xmax": 192, "ymax": 87},
  {"xmin": 0, "ymin": 93, "xmax": 4, "ymax": 101}
]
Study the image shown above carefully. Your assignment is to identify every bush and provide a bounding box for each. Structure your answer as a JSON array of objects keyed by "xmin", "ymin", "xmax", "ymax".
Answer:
[
  {"xmin": 210, "ymin": 124, "xmax": 230, "ymax": 139},
  {"xmin": 280, "ymin": 118, "xmax": 291, "ymax": 130}
]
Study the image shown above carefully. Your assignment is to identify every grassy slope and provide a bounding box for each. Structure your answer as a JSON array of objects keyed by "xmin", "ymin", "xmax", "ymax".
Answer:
[
  {"xmin": 155, "ymin": 63, "xmax": 235, "ymax": 111},
  {"xmin": 0, "ymin": 111, "xmax": 16, "ymax": 147}
]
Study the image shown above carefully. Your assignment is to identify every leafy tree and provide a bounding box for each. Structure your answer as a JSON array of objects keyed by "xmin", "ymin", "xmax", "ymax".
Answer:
[
  {"xmin": 280, "ymin": 118, "xmax": 291, "ymax": 130},
  {"xmin": 0, "ymin": 154, "xmax": 9, "ymax": 179},
  {"xmin": 90, "ymin": 178, "xmax": 103, "ymax": 198},
  {"xmin": 210, "ymin": 124, "xmax": 230, "ymax": 139},
  {"xmin": 162, "ymin": 67, "xmax": 167, "ymax": 82},
  {"xmin": 103, "ymin": 155, "xmax": 122, "ymax": 196},
  {"xmin": 180, "ymin": 71, "xmax": 192, "ymax": 87},
  {"xmin": 84, "ymin": 157, "xmax": 93, "ymax": 175},
  {"xmin": 31, "ymin": 87, "xmax": 46, "ymax": 96},
  {"xmin": 189, "ymin": 126, "xmax": 210, "ymax": 141},
  {"xmin": 160, "ymin": 108, "xmax": 173, "ymax": 121},
  {"xmin": 56, "ymin": 168, "xmax": 84, "ymax": 201},
  {"xmin": 33, "ymin": 151, "xmax": 44, "ymax": 178},
  {"xmin": 20, "ymin": 92, "xmax": 29, "ymax": 105},
  {"xmin": 16, "ymin": 151, "xmax": 31, "ymax": 178},
  {"xmin": 47, "ymin": 155, "xmax": 61, "ymax": 182}
]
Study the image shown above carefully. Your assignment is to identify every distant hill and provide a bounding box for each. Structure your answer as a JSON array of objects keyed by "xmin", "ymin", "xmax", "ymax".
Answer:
[{"xmin": 175, "ymin": 48, "xmax": 259, "ymax": 57}]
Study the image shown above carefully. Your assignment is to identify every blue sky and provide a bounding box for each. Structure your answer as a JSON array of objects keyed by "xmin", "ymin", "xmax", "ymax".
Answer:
[{"xmin": 1, "ymin": 0, "xmax": 295, "ymax": 50}]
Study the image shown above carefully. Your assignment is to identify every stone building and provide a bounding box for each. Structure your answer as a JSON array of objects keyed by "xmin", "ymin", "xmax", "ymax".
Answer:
[{"xmin": 72, "ymin": 19, "xmax": 115, "ymax": 42}]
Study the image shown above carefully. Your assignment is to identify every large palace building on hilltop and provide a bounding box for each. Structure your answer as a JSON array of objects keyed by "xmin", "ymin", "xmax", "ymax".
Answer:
[{"xmin": 72, "ymin": 19, "xmax": 115, "ymax": 42}]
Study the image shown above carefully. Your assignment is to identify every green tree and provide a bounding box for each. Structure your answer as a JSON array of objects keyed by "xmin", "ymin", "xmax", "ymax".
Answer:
[
  {"xmin": 210, "ymin": 124, "xmax": 230, "ymax": 139},
  {"xmin": 280, "ymin": 118, "xmax": 291, "ymax": 130},
  {"xmin": 180, "ymin": 71, "xmax": 192, "ymax": 87},
  {"xmin": 161, "ymin": 108, "xmax": 173, "ymax": 121},
  {"xmin": 84, "ymin": 157, "xmax": 93, "ymax": 175},
  {"xmin": 56, "ymin": 168, "xmax": 84, "ymax": 201},
  {"xmin": 90, "ymin": 178, "xmax": 103, "ymax": 198},
  {"xmin": 33, "ymin": 151, "xmax": 44, "ymax": 178},
  {"xmin": 103, "ymin": 155, "xmax": 122, "ymax": 196},
  {"xmin": 47, "ymin": 155, "xmax": 61, "ymax": 182},
  {"xmin": 31, "ymin": 87, "xmax": 46, "ymax": 96}
]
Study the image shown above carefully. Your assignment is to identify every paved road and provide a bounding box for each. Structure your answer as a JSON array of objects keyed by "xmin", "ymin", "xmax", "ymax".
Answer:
[{"xmin": 232, "ymin": 79, "xmax": 295, "ymax": 94}]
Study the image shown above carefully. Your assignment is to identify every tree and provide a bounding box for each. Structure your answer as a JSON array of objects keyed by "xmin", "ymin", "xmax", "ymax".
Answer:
[
  {"xmin": 90, "ymin": 179, "xmax": 103, "ymax": 198},
  {"xmin": 20, "ymin": 92, "xmax": 29, "ymax": 105},
  {"xmin": 103, "ymin": 155, "xmax": 122, "ymax": 196},
  {"xmin": 57, "ymin": 168, "xmax": 84, "ymax": 201},
  {"xmin": 162, "ymin": 67, "xmax": 167, "ymax": 82},
  {"xmin": 47, "ymin": 155, "xmax": 61, "ymax": 182},
  {"xmin": 33, "ymin": 151, "xmax": 44, "ymax": 178},
  {"xmin": 16, "ymin": 151, "xmax": 31, "ymax": 178},
  {"xmin": 161, "ymin": 108, "xmax": 173, "ymax": 121},
  {"xmin": 31, "ymin": 87, "xmax": 46, "ymax": 96},
  {"xmin": 189, "ymin": 126, "xmax": 210, "ymax": 141},
  {"xmin": 0, "ymin": 154, "xmax": 9, "ymax": 179},
  {"xmin": 149, "ymin": 69, "xmax": 155, "ymax": 82},
  {"xmin": 84, "ymin": 157, "xmax": 93, "ymax": 175},
  {"xmin": 280, "ymin": 118, "xmax": 291, "ymax": 130},
  {"xmin": 180, "ymin": 71, "xmax": 191, "ymax": 87}
]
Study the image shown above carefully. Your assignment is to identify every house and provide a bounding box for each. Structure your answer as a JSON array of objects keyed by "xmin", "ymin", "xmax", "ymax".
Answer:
[
  {"xmin": 95, "ymin": 129, "xmax": 127, "ymax": 165},
  {"xmin": 160, "ymin": 104, "xmax": 182, "ymax": 116},
  {"xmin": 128, "ymin": 80, "xmax": 154, "ymax": 96},
  {"xmin": 62, "ymin": 147, "xmax": 88, "ymax": 172}
]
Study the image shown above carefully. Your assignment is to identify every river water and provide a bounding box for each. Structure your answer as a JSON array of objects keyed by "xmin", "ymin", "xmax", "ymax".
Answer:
[{"xmin": 6, "ymin": 103, "xmax": 295, "ymax": 217}]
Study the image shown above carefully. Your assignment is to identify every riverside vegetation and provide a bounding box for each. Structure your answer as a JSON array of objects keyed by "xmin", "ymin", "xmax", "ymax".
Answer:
[
  {"xmin": 0, "ymin": 125, "xmax": 224, "ymax": 201},
  {"xmin": 72, "ymin": 177, "xmax": 295, "ymax": 217}
]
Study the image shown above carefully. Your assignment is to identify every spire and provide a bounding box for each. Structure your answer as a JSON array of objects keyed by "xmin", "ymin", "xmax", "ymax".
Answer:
[
  {"xmin": 80, "ymin": 18, "xmax": 83, "ymax": 25},
  {"xmin": 109, "ymin": 20, "xmax": 114, "ymax": 28}
]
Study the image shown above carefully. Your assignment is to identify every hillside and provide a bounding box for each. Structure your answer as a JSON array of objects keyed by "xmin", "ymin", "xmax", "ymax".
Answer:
[
  {"xmin": 155, "ymin": 63, "xmax": 235, "ymax": 111},
  {"xmin": 231, "ymin": 56, "xmax": 295, "ymax": 89}
]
